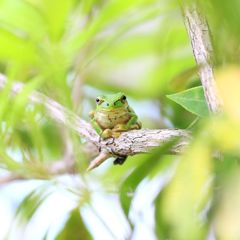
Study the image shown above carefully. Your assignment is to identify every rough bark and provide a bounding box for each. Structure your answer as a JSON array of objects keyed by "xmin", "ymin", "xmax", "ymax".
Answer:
[{"xmin": 182, "ymin": 2, "xmax": 221, "ymax": 113}]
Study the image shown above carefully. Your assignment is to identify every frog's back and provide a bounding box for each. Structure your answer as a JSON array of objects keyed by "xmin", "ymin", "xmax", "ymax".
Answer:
[{"xmin": 95, "ymin": 108, "xmax": 130, "ymax": 129}]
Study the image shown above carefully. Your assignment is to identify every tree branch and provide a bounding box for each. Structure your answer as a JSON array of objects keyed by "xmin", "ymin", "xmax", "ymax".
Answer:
[
  {"xmin": 0, "ymin": 174, "xmax": 24, "ymax": 185},
  {"xmin": 100, "ymin": 129, "xmax": 190, "ymax": 156},
  {"xmin": 181, "ymin": 2, "xmax": 222, "ymax": 113},
  {"xmin": 0, "ymin": 74, "xmax": 190, "ymax": 178},
  {"xmin": 0, "ymin": 159, "xmax": 76, "ymax": 185}
]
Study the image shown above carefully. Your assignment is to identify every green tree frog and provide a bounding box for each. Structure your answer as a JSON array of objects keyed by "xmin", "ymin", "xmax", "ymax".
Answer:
[
  {"xmin": 89, "ymin": 92, "xmax": 141, "ymax": 164},
  {"xmin": 89, "ymin": 92, "xmax": 141, "ymax": 138}
]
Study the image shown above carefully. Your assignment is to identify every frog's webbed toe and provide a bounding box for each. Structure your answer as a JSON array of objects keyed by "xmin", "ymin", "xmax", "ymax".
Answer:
[
  {"xmin": 101, "ymin": 129, "xmax": 113, "ymax": 139},
  {"xmin": 111, "ymin": 131, "xmax": 121, "ymax": 138},
  {"xmin": 113, "ymin": 156, "xmax": 127, "ymax": 165},
  {"xmin": 113, "ymin": 123, "xmax": 128, "ymax": 131}
]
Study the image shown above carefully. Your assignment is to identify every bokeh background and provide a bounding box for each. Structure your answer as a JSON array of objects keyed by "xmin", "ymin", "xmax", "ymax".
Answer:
[{"xmin": 1, "ymin": 0, "xmax": 240, "ymax": 239}]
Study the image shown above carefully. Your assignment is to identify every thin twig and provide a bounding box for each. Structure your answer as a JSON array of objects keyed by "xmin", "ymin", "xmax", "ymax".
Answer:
[
  {"xmin": 0, "ymin": 159, "xmax": 76, "ymax": 185},
  {"xmin": 0, "ymin": 174, "xmax": 24, "ymax": 185},
  {"xmin": 87, "ymin": 151, "xmax": 111, "ymax": 171}
]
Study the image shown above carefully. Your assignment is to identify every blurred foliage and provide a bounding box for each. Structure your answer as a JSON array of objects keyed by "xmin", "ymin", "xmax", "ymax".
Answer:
[
  {"xmin": 56, "ymin": 208, "xmax": 92, "ymax": 240},
  {"xmin": 0, "ymin": 0, "xmax": 240, "ymax": 239}
]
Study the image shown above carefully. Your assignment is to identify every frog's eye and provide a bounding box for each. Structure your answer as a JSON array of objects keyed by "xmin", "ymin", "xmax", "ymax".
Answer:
[
  {"xmin": 121, "ymin": 95, "xmax": 126, "ymax": 101},
  {"xmin": 96, "ymin": 98, "xmax": 101, "ymax": 104}
]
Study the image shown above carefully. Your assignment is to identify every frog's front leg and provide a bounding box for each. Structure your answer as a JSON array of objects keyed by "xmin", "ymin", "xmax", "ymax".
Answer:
[
  {"xmin": 113, "ymin": 116, "xmax": 137, "ymax": 132},
  {"xmin": 114, "ymin": 109, "xmax": 141, "ymax": 132},
  {"xmin": 91, "ymin": 118, "xmax": 103, "ymax": 136},
  {"xmin": 101, "ymin": 129, "xmax": 114, "ymax": 139},
  {"xmin": 91, "ymin": 119, "xmax": 113, "ymax": 139}
]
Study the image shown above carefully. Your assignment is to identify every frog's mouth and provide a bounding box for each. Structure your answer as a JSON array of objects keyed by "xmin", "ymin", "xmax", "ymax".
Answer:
[{"xmin": 97, "ymin": 106, "xmax": 126, "ymax": 112}]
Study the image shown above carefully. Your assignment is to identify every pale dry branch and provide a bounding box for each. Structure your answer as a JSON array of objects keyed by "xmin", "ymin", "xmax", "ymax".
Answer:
[
  {"xmin": 0, "ymin": 159, "xmax": 76, "ymax": 185},
  {"xmin": 87, "ymin": 151, "xmax": 111, "ymax": 171},
  {"xmin": 100, "ymin": 129, "xmax": 190, "ymax": 156},
  {"xmin": 182, "ymin": 2, "xmax": 222, "ymax": 113},
  {"xmin": 0, "ymin": 174, "xmax": 24, "ymax": 185}
]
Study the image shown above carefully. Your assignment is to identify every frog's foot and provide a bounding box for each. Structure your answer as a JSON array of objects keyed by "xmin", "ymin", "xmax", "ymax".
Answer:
[
  {"xmin": 113, "ymin": 122, "xmax": 141, "ymax": 132},
  {"xmin": 113, "ymin": 156, "xmax": 127, "ymax": 165},
  {"xmin": 136, "ymin": 121, "xmax": 142, "ymax": 129},
  {"xmin": 111, "ymin": 131, "xmax": 121, "ymax": 138},
  {"xmin": 101, "ymin": 129, "xmax": 113, "ymax": 139},
  {"xmin": 113, "ymin": 124, "xmax": 128, "ymax": 132},
  {"xmin": 130, "ymin": 123, "xmax": 141, "ymax": 130}
]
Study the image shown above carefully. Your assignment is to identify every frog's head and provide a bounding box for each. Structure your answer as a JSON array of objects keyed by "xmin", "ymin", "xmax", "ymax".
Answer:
[{"xmin": 95, "ymin": 92, "xmax": 128, "ymax": 111}]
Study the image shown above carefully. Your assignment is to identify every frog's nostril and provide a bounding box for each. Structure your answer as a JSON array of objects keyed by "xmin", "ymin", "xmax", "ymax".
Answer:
[{"xmin": 106, "ymin": 103, "xmax": 109, "ymax": 106}]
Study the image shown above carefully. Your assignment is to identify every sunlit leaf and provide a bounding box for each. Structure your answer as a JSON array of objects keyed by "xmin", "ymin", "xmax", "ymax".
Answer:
[
  {"xmin": 167, "ymin": 86, "xmax": 209, "ymax": 117},
  {"xmin": 32, "ymin": 0, "xmax": 75, "ymax": 41},
  {"xmin": 161, "ymin": 139, "xmax": 212, "ymax": 239},
  {"xmin": 214, "ymin": 169, "xmax": 240, "ymax": 240},
  {"xmin": 0, "ymin": 28, "xmax": 37, "ymax": 63},
  {"xmin": 0, "ymin": 0, "xmax": 46, "ymax": 41},
  {"xmin": 216, "ymin": 66, "xmax": 240, "ymax": 121},
  {"xmin": 154, "ymin": 187, "xmax": 171, "ymax": 239}
]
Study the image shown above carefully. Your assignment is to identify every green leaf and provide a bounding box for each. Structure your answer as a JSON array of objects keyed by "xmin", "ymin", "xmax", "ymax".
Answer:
[
  {"xmin": 160, "ymin": 139, "xmax": 211, "ymax": 239},
  {"xmin": 154, "ymin": 187, "xmax": 171, "ymax": 240},
  {"xmin": 56, "ymin": 208, "xmax": 92, "ymax": 240},
  {"xmin": 167, "ymin": 86, "xmax": 209, "ymax": 117},
  {"xmin": 120, "ymin": 139, "xmax": 179, "ymax": 218}
]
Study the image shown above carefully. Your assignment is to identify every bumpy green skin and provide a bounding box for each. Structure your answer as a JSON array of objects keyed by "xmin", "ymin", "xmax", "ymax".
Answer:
[{"xmin": 89, "ymin": 92, "xmax": 141, "ymax": 139}]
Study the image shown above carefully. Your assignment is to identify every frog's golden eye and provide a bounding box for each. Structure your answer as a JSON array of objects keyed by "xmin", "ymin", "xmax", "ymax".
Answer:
[
  {"xmin": 96, "ymin": 97, "xmax": 101, "ymax": 104},
  {"xmin": 121, "ymin": 95, "xmax": 126, "ymax": 101}
]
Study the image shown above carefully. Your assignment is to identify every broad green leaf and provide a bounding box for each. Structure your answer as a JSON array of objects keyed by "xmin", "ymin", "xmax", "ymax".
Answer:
[
  {"xmin": 56, "ymin": 208, "xmax": 92, "ymax": 240},
  {"xmin": 167, "ymin": 86, "xmax": 209, "ymax": 117}
]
